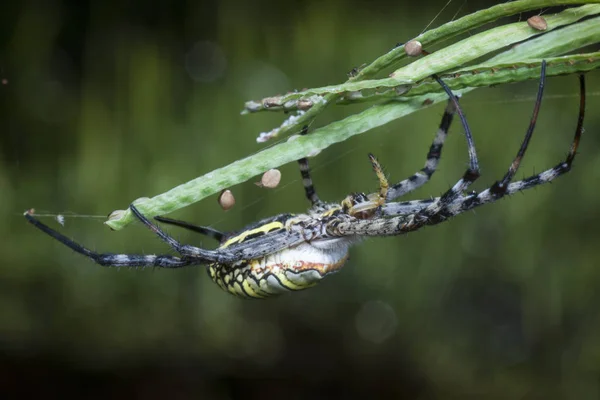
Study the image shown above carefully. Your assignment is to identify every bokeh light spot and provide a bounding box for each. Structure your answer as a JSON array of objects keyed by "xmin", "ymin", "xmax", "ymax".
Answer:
[
  {"xmin": 185, "ymin": 40, "xmax": 227, "ymax": 82},
  {"xmin": 355, "ymin": 300, "xmax": 398, "ymax": 344}
]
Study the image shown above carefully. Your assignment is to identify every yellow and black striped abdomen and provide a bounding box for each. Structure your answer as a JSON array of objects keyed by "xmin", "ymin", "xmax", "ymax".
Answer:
[{"xmin": 208, "ymin": 242, "xmax": 350, "ymax": 298}]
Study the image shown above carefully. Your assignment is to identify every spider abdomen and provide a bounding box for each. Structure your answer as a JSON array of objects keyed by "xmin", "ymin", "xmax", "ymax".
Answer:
[{"xmin": 208, "ymin": 242, "xmax": 350, "ymax": 298}]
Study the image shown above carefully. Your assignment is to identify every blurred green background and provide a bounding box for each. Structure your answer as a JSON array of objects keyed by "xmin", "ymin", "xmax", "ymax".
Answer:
[{"xmin": 2, "ymin": 0, "xmax": 600, "ymax": 398}]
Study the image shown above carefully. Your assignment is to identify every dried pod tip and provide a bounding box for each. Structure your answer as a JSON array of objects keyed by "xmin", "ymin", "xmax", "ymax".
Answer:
[
  {"xmin": 527, "ymin": 16, "xmax": 547, "ymax": 31},
  {"xmin": 218, "ymin": 189, "xmax": 236, "ymax": 210},
  {"xmin": 404, "ymin": 40, "xmax": 423, "ymax": 57},
  {"xmin": 107, "ymin": 209, "xmax": 126, "ymax": 221}
]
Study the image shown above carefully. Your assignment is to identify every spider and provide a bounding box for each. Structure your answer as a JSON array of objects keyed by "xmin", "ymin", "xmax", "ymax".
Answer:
[{"xmin": 25, "ymin": 61, "xmax": 586, "ymax": 298}]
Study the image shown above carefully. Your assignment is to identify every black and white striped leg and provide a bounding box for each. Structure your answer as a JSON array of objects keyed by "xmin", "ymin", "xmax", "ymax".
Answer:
[
  {"xmin": 382, "ymin": 197, "xmax": 439, "ymax": 216},
  {"xmin": 326, "ymin": 63, "xmax": 583, "ymax": 238},
  {"xmin": 406, "ymin": 72, "xmax": 482, "ymax": 225},
  {"xmin": 135, "ymin": 205, "xmax": 314, "ymax": 264},
  {"xmin": 484, "ymin": 60, "xmax": 547, "ymax": 198},
  {"xmin": 410, "ymin": 63, "xmax": 548, "ymax": 226},
  {"xmin": 382, "ymin": 61, "xmax": 577, "ymax": 220},
  {"xmin": 385, "ymin": 98, "xmax": 456, "ymax": 201},
  {"xmin": 326, "ymin": 74, "xmax": 482, "ymax": 237},
  {"xmin": 297, "ymin": 125, "xmax": 321, "ymax": 206},
  {"xmin": 24, "ymin": 210, "xmax": 193, "ymax": 268},
  {"xmin": 453, "ymin": 71, "xmax": 585, "ymax": 214},
  {"xmin": 382, "ymin": 66, "xmax": 578, "ymax": 220},
  {"xmin": 129, "ymin": 205, "xmax": 240, "ymax": 263},
  {"xmin": 154, "ymin": 215, "xmax": 225, "ymax": 242}
]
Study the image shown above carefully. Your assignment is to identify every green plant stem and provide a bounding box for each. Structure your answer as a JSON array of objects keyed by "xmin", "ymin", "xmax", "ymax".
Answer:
[
  {"xmin": 106, "ymin": 2, "xmax": 600, "ymax": 231},
  {"xmin": 245, "ymin": 14, "xmax": 600, "ymax": 112},
  {"xmin": 340, "ymin": 53, "xmax": 600, "ymax": 104},
  {"xmin": 248, "ymin": 1, "xmax": 599, "ymax": 142}
]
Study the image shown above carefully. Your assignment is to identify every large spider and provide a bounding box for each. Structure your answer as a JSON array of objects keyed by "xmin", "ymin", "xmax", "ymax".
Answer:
[{"xmin": 26, "ymin": 62, "xmax": 586, "ymax": 298}]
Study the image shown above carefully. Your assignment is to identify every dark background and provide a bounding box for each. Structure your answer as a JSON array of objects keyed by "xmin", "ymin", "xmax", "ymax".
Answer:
[{"xmin": 2, "ymin": 0, "xmax": 600, "ymax": 398}]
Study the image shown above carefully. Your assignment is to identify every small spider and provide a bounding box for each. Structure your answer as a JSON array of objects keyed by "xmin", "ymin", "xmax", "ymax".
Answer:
[{"xmin": 25, "ymin": 61, "xmax": 586, "ymax": 298}]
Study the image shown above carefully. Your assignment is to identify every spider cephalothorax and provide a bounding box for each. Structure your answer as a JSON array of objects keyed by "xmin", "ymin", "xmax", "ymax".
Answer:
[{"xmin": 25, "ymin": 62, "xmax": 587, "ymax": 298}]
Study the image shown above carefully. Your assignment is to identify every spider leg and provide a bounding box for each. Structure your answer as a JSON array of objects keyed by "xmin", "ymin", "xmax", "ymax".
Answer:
[
  {"xmin": 381, "ymin": 197, "xmax": 439, "ymax": 216},
  {"xmin": 484, "ymin": 60, "xmax": 547, "ymax": 196},
  {"xmin": 326, "ymin": 72, "xmax": 483, "ymax": 237},
  {"xmin": 130, "ymin": 205, "xmax": 308, "ymax": 263},
  {"xmin": 154, "ymin": 216, "xmax": 225, "ymax": 242},
  {"xmin": 24, "ymin": 210, "xmax": 194, "ymax": 268},
  {"xmin": 347, "ymin": 97, "xmax": 455, "ymax": 217},
  {"xmin": 297, "ymin": 125, "xmax": 321, "ymax": 206},
  {"xmin": 327, "ymin": 62, "xmax": 583, "ymax": 238},
  {"xmin": 401, "ymin": 72, "xmax": 482, "ymax": 225},
  {"xmin": 130, "ymin": 204, "xmax": 241, "ymax": 262},
  {"xmin": 385, "ymin": 98, "xmax": 456, "ymax": 201},
  {"xmin": 404, "ymin": 62, "xmax": 548, "ymax": 228},
  {"xmin": 451, "ymin": 72, "xmax": 585, "ymax": 214},
  {"xmin": 420, "ymin": 60, "xmax": 549, "ymax": 219}
]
